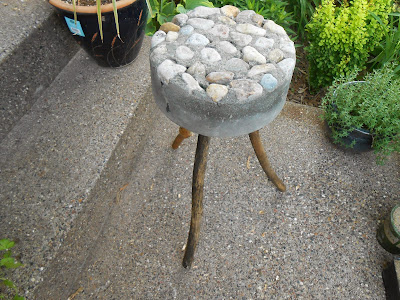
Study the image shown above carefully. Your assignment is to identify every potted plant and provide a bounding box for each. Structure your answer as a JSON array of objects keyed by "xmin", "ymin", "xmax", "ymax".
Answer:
[
  {"xmin": 321, "ymin": 64, "xmax": 400, "ymax": 164},
  {"xmin": 49, "ymin": 0, "xmax": 149, "ymax": 67}
]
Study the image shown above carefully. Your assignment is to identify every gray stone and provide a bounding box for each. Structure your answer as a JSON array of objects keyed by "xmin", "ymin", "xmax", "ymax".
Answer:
[
  {"xmin": 165, "ymin": 31, "xmax": 179, "ymax": 42},
  {"xmin": 176, "ymin": 46, "xmax": 194, "ymax": 60},
  {"xmin": 187, "ymin": 18, "xmax": 215, "ymax": 31},
  {"xmin": 263, "ymin": 20, "xmax": 286, "ymax": 36},
  {"xmin": 236, "ymin": 23, "xmax": 266, "ymax": 36},
  {"xmin": 185, "ymin": 33, "xmax": 210, "ymax": 46},
  {"xmin": 157, "ymin": 59, "xmax": 186, "ymax": 84},
  {"xmin": 254, "ymin": 37, "xmax": 274, "ymax": 50},
  {"xmin": 210, "ymin": 24, "xmax": 230, "ymax": 39},
  {"xmin": 242, "ymin": 46, "xmax": 267, "ymax": 64},
  {"xmin": 260, "ymin": 74, "xmax": 278, "ymax": 92},
  {"xmin": 172, "ymin": 13, "xmax": 189, "ymax": 26},
  {"xmin": 221, "ymin": 5, "xmax": 240, "ymax": 18},
  {"xmin": 187, "ymin": 62, "xmax": 206, "ymax": 77},
  {"xmin": 182, "ymin": 73, "xmax": 203, "ymax": 94},
  {"xmin": 268, "ymin": 48, "xmax": 284, "ymax": 63},
  {"xmin": 252, "ymin": 14, "xmax": 264, "ymax": 26},
  {"xmin": 235, "ymin": 10, "xmax": 256, "ymax": 23},
  {"xmin": 230, "ymin": 32, "xmax": 252, "ymax": 47},
  {"xmin": 151, "ymin": 31, "xmax": 166, "ymax": 48},
  {"xmin": 278, "ymin": 58, "xmax": 296, "ymax": 79},
  {"xmin": 180, "ymin": 25, "xmax": 194, "ymax": 35},
  {"xmin": 151, "ymin": 44, "xmax": 167, "ymax": 56},
  {"xmin": 201, "ymin": 48, "xmax": 222, "ymax": 64},
  {"xmin": 218, "ymin": 16, "xmax": 237, "ymax": 26},
  {"xmin": 230, "ymin": 79, "xmax": 263, "ymax": 100},
  {"xmin": 247, "ymin": 64, "xmax": 276, "ymax": 77},
  {"xmin": 206, "ymin": 84, "xmax": 228, "ymax": 102},
  {"xmin": 217, "ymin": 41, "xmax": 237, "ymax": 55},
  {"xmin": 280, "ymin": 40, "xmax": 296, "ymax": 55},
  {"xmin": 225, "ymin": 58, "xmax": 249, "ymax": 73},
  {"xmin": 206, "ymin": 71, "xmax": 235, "ymax": 84},
  {"xmin": 188, "ymin": 6, "xmax": 221, "ymax": 18}
]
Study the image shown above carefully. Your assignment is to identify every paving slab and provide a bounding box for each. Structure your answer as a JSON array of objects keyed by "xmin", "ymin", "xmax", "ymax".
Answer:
[{"xmin": 35, "ymin": 95, "xmax": 399, "ymax": 299}]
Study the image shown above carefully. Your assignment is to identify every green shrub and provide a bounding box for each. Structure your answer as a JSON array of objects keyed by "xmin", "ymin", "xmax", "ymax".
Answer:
[
  {"xmin": 0, "ymin": 239, "xmax": 24, "ymax": 300},
  {"xmin": 287, "ymin": 0, "xmax": 322, "ymax": 40},
  {"xmin": 306, "ymin": 0, "xmax": 392, "ymax": 90}
]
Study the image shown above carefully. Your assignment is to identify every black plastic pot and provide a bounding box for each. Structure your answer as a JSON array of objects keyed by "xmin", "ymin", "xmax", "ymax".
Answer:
[{"xmin": 50, "ymin": 0, "xmax": 148, "ymax": 67}]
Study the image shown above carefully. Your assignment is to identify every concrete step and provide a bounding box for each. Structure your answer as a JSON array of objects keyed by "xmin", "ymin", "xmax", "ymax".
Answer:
[{"xmin": 0, "ymin": 36, "xmax": 152, "ymax": 298}]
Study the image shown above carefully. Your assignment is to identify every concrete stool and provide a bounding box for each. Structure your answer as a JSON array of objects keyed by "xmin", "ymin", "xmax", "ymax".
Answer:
[{"xmin": 149, "ymin": 6, "xmax": 296, "ymax": 268}]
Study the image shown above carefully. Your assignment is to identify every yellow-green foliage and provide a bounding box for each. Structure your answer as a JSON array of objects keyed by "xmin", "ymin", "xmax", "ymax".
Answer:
[{"xmin": 306, "ymin": 0, "xmax": 392, "ymax": 89}]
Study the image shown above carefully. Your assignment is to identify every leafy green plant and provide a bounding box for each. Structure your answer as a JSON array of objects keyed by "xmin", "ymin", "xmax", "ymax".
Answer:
[
  {"xmin": 0, "ymin": 239, "xmax": 24, "ymax": 300},
  {"xmin": 287, "ymin": 0, "xmax": 322, "ymax": 40},
  {"xmin": 306, "ymin": 0, "xmax": 392, "ymax": 90},
  {"xmin": 321, "ymin": 64, "xmax": 400, "ymax": 164}
]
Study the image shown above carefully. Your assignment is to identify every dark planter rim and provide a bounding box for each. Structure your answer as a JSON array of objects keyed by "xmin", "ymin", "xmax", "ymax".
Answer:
[{"xmin": 49, "ymin": 0, "xmax": 138, "ymax": 14}]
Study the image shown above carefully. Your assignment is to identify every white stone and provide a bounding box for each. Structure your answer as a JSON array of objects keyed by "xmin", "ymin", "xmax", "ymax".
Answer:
[
  {"xmin": 166, "ymin": 31, "xmax": 179, "ymax": 42},
  {"xmin": 242, "ymin": 46, "xmax": 266, "ymax": 64},
  {"xmin": 151, "ymin": 44, "xmax": 167, "ymax": 56},
  {"xmin": 206, "ymin": 71, "xmax": 234, "ymax": 84},
  {"xmin": 188, "ymin": 6, "xmax": 220, "ymax": 18},
  {"xmin": 280, "ymin": 40, "xmax": 296, "ymax": 55},
  {"xmin": 210, "ymin": 24, "xmax": 230, "ymax": 39},
  {"xmin": 254, "ymin": 37, "xmax": 274, "ymax": 49},
  {"xmin": 247, "ymin": 64, "xmax": 276, "ymax": 77},
  {"xmin": 157, "ymin": 59, "xmax": 186, "ymax": 84},
  {"xmin": 252, "ymin": 14, "xmax": 264, "ymax": 26},
  {"xmin": 236, "ymin": 23, "xmax": 266, "ymax": 36},
  {"xmin": 230, "ymin": 79, "xmax": 263, "ymax": 100},
  {"xmin": 218, "ymin": 16, "xmax": 237, "ymax": 26},
  {"xmin": 260, "ymin": 74, "xmax": 278, "ymax": 92},
  {"xmin": 230, "ymin": 32, "xmax": 252, "ymax": 47},
  {"xmin": 187, "ymin": 62, "xmax": 206, "ymax": 77},
  {"xmin": 278, "ymin": 58, "xmax": 296, "ymax": 79},
  {"xmin": 206, "ymin": 84, "xmax": 228, "ymax": 102},
  {"xmin": 201, "ymin": 48, "xmax": 222, "ymax": 63},
  {"xmin": 176, "ymin": 46, "xmax": 194, "ymax": 60},
  {"xmin": 221, "ymin": 5, "xmax": 240, "ymax": 18},
  {"xmin": 225, "ymin": 58, "xmax": 249, "ymax": 73},
  {"xmin": 187, "ymin": 18, "xmax": 215, "ymax": 31},
  {"xmin": 180, "ymin": 25, "xmax": 194, "ymax": 35},
  {"xmin": 236, "ymin": 10, "xmax": 256, "ymax": 23},
  {"xmin": 172, "ymin": 14, "xmax": 188, "ymax": 26},
  {"xmin": 268, "ymin": 48, "xmax": 284, "ymax": 63},
  {"xmin": 263, "ymin": 20, "xmax": 286, "ymax": 36},
  {"xmin": 217, "ymin": 41, "xmax": 237, "ymax": 54},
  {"xmin": 151, "ymin": 30, "xmax": 166, "ymax": 48},
  {"xmin": 185, "ymin": 33, "xmax": 210, "ymax": 46},
  {"xmin": 182, "ymin": 73, "xmax": 203, "ymax": 94}
]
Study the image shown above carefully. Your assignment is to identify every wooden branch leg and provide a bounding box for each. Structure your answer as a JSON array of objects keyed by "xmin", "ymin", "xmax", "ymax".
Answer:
[
  {"xmin": 182, "ymin": 134, "xmax": 210, "ymax": 268},
  {"xmin": 249, "ymin": 130, "xmax": 286, "ymax": 192},
  {"xmin": 172, "ymin": 127, "xmax": 192, "ymax": 149}
]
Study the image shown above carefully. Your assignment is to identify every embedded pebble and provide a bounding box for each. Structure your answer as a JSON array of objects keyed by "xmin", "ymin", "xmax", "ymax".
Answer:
[
  {"xmin": 166, "ymin": 31, "xmax": 179, "ymax": 42},
  {"xmin": 268, "ymin": 48, "xmax": 284, "ymax": 63},
  {"xmin": 188, "ymin": 6, "xmax": 221, "ymax": 18},
  {"xmin": 260, "ymin": 74, "xmax": 278, "ymax": 92},
  {"xmin": 236, "ymin": 10, "xmax": 256, "ymax": 23},
  {"xmin": 201, "ymin": 48, "xmax": 221, "ymax": 63},
  {"xmin": 182, "ymin": 73, "xmax": 203, "ymax": 94},
  {"xmin": 217, "ymin": 41, "xmax": 237, "ymax": 54},
  {"xmin": 160, "ymin": 22, "xmax": 180, "ymax": 33},
  {"xmin": 280, "ymin": 40, "xmax": 296, "ymax": 55},
  {"xmin": 176, "ymin": 46, "xmax": 194, "ymax": 60},
  {"xmin": 172, "ymin": 14, "xmax": 188, "ymax": 26},
  {"xmin": 157, "ymin": 59, "xmax": 186, "ymax": 84},
  {"xmin": 252, "ymin": 14, "xmax": 264, "ymax": 26},
  {"xmin": 236, "ymin": 23, "xmax": 266, "ymax": 36},
  {"xmin": 151, "ymin": 31, "xmax": 166, "ymax": 48},
  {"xmin": 225, "ymin": 58, "xmax": 249, "ymax": 73},
  {"xmin": 263, "ymin": 20, "xmax": 286, "ymax": 36},
  {"xmin": 210, "ymin": 24, "xmax": 230, "ymax": 39},
  {"xmin": 219, "ymin": 16, "xmax": 237, "ymax": 26},
  {"xmin": 230, "ymin": 32, "xmax": 252, "ymax": 46},
  {"xmin": 180, "ymin": 25, "xmax": 194, "ymax": 35},
  {"xmin": 187, "ymin": 62, "xmax": 206, "ymax": 77},
  {"xmin": 254, "ymin": 37, "xmax": 274, "ymax": 49},
  {"xmin": 185, "ymin": 33, "xmax": 210, "ymax": 46},
  {"xmin": 247, "ymin": 64, "xmax": 276, "ymax": 77},
  {"xmin": 187, "ymin": 18, "xmax": 215, "ymax": 31},
  {"xmin": 278, "ymin": 58, "xmax": 296, "ymax": 79},
  {"xmin": 206, "ymin": 71, "xmax": 235, "ymax": 84},
  {"xmin": 230, "ymin": 79, "xmax": 263, "ymax": 100},
  {"xmin": 243, "ymin": 46, "xmax": 266, "ymax": 64},
  {"xmin": 221, "ymin": 5, "xmax": 240, "ymax": 18},
  {"xmin": 206, "ymin": 84, "xmax": 229, "ymax": 102},
  {"xmin": 151, "ymin": 44, "xmax": 167, "ymax": 56}
]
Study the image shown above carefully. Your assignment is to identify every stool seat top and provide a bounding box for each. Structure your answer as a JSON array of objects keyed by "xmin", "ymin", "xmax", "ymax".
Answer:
[{"xmin": 150, "ymin": 6, "xmax": 295, "ymax": 137}]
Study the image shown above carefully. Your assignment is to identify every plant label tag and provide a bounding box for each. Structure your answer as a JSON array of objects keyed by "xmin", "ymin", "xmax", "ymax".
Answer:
[{"xmin": 64, "ymin": 17, "xmax": 85, "ymax": 37}]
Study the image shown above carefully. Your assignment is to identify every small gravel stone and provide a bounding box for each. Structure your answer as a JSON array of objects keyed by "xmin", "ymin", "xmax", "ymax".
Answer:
[
  {"xmin": 263, "ymin": 20, "xmax": 286, "ymax": 36},
  {"xmin": 165, "ymin": 31, "xmax": 179, "ymax": 42},
  {"xmin": 230, "ymin": 32, "xmax": 252, "ymax": 46},
  {"xmin": 218, "ymin": 16, "xmax": 237, "ymax": 26},
  {"xmin": 217, "ymin": 41, "xmax": 237, "ymax": 54},
  {"xmin": 236, "ymin": 23, "xmax": 266, "ymax": 36},
  {"xmin": 187, "ymin": 62, "xmax": 206, "ymax": 77},
  {"xmin": 180, "ymin": 25, "xmax": 194, "ymax": 35},
  {"xmin": 188, "ymin": 6, "xmax": 221, "ymax": 18},
  {"xmin": 210, "ymin": 24, "xmax": 230, "ymax": 39},
  {"xmin": 185, "ymin": 33, "xmax": 210, "ymax": 46},
  {"xmin": 247, "ymin": 64, "xmax": 276, "ymax": 77},
  {"xmin": 159, "ymin": 22, "xmax": 180, "ymax": 33},
  {"xmin": 236, "ymin": 10, "xmax": 256, "ymax": 23},
  {"xmin": 278, "ymin": 58, "xmax": 296, "ymax": 79},
  {"xmin": 187, "ymin": 18, "xmax": 215, "ymax": 31},
  {"xmin": 151, "ymin": 44, "xmax": 167, "ymax": 56},
  {"xmin": 252, "ymin": 14, "xmax": 264, "ymax": 26},
  {"xmin": 157, "ymin": 59, "xmax": 186, "ymax": 84},
  {"xmin": 176, "ymin": 46, "xmax": 194, "ymax": 60},
  {"xmin": 268, "ymin": 48, "xmax": 284, "ymax": 63},
  {"xmin": 280, "ymin": 40, "xmax": 296, "ymax": 55},
  {"xmin": 254, "ymin": 37, "xmax": 274, "ymax": 50},
  {"xmin": 151, "ymin": 31, "xmax": 166, "ymax": 48},
  {"xmin": 182, "ymin": 73, "xmax": 203, "ymax": 94},
  {"xmin": 206, "ymin": 84, "xmax": 228, "ymax": 102},
  {"xmin": 201, "ymin": 48, "xmax": 222, "ymax": 63},
  {"xmin": 230, "ymin": 79, "xmax": 263, "ymax": 100},
  {"xmin": 206, "ymin": 71, "xmax": 235, "ymax": 84},
  {"xmin": 221, "ymin": 5, "xmax": 240, "ymax": 18},
  {"xmin": 225, "ymin": 58, "xmax": 249, "ymax": 73},
  {"xmin": 242, "ymin": 46, "xmax": 266, "ymax": 64},
  {"xmin": 172, "ymin": 13, "xmax": 188, "ymax": 26},
  {"xmin": 260, "ymin": 74, "xmax": 278, "ymax": 92}
]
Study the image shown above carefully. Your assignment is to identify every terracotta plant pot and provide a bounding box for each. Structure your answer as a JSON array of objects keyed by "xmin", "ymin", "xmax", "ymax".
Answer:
[{"xmin": 49, "ymin": 0, "xmax": 148, "ymax": 67}]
